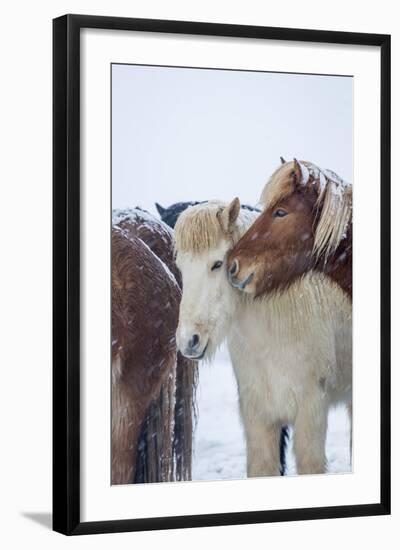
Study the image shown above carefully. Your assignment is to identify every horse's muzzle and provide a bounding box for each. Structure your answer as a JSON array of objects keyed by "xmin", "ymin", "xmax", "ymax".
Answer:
[
  {"xmin": 178, "ymin": 330, "xmax": 209, "ymax": 360},
  {"xmin": 181, "ymin": 339, "xmax": 209, "ymax": 361},
  {"xmin": 229, "ymin": 270, "xmax": 254, "ymax": 291}
]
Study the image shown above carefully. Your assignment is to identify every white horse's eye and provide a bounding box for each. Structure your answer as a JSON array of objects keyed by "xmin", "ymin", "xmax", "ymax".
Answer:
[{"xmin": 211, "ymin": 261, "xmax": 223, "ymax": 271}]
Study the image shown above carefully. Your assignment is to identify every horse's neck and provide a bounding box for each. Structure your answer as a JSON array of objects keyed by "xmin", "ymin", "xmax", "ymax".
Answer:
[
  {"xmin": 226, "ymin": 289, "xmax": 299, "ymax": 357},
  {"xmin": 229, "ymin": 271, "xmax": 349, "ymax": 346},
  {"xmin": 316, "ymin": 224, "xmax": 352, "ymax": 299},
  {"xmin": 226, "ymin": 296, "xmax": 266, "ymax": 367}
]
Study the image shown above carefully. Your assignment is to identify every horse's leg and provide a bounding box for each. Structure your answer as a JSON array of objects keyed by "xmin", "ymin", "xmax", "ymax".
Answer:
[
  {"xmin": 239, "ymin": 397, "xmax": 281, "ymax": 476},
  {"xmin": 293, "ymin": 394, "xmax": 328, "ymax": 475},
  {"xmin": 347, "ymin": 401, "xmax": 352, "ymax": 466},
  {"xmin": 279, "ymin": 425, "xmax": 290, "ymax": 476},
  {"xmin": 246, "ymin": 421, "xmax": 282, "ymax": 477}
]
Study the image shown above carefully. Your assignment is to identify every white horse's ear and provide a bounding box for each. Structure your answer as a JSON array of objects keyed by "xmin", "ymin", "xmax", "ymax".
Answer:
[
  {"xmin": 280, "ymin": 156, "xmax": 286, "ymax": 164},
  {"xmin": 292, "ymin": 158, "xmax": 310, "ymax": 186},
  {"xmin": 219, "ymin": 197, "xmax": 241, "ymax": 232}
]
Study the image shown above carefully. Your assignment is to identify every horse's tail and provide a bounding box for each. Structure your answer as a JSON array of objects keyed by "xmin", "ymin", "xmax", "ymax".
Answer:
[
  {"xmin": 134, "ymin": 367, "xmax": 176, "ymax": 483},
  {"xmin": 134, "ymin": 354, "xmax": 198, "ymax": 483},
  {"xmin": 173, "ymin": 353, "xmax": 198, "ymax": 481},
  {"xmin": 279, "ymin": 425, "xmax": 290, "ymax": 476}
]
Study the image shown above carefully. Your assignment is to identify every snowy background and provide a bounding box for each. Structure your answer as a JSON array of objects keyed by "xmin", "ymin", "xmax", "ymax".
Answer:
[
  {"xmin": 112, "ymin": 64, "xmax": 352, "ymax": 214},
  {"xmin": 112, "ymin": 64, "xmax": 353, "ymax": 480}
]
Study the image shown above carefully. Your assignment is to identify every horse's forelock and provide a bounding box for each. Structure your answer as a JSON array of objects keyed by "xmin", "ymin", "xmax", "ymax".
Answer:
[
  {"xmin": 174, "ymin": 201, "xmax": 255, "ymax": 254},
  {"xmin": 259, "ymin": 163, "xmax": 296, "ymax": 209},
  {"xmin": 174, "ymin": 202, "xmax": 224, "ymax": 253}
]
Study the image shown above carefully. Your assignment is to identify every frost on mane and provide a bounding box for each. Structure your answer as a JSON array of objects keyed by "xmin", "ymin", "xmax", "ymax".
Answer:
[
  {"xmin": 297, "ymin": 160, "xmax": 310, "ymax": 186},
  {"xmin": 302, "ymin": 161, "xmax": 351, "ymax": 198}
]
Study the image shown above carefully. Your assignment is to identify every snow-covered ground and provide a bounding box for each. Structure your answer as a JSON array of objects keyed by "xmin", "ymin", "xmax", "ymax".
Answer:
[{"xmin": 192, "ymin": 345, "xmax": 351, "ymax": 480}]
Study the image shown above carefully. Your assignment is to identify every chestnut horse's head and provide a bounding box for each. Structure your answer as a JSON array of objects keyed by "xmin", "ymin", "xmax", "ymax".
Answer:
[{"xmin": 227, "ymin": 159, "xmax": 352, "ymax": 297}]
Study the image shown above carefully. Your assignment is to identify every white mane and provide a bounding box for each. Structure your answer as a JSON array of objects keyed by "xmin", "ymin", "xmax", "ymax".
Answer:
[{"xmin": 174, "ymin": 201, "xmax": 257, "ymax": 254}]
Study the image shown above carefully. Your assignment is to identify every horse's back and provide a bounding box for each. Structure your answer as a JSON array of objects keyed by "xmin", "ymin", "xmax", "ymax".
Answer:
[{"xmin": 114, "ymin": 207, "xmax": 180, "ymax": 283}]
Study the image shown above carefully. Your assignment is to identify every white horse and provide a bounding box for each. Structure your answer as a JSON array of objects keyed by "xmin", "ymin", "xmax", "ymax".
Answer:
[{"xmin": 175, "ymin": 199, "xmax": 352, "ymax": 476}]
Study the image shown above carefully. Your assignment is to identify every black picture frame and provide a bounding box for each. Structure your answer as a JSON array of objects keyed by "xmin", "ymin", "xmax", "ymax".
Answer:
[{"xmin": 53, "ymin": 14, "xmax": 391, "ymax": 535}]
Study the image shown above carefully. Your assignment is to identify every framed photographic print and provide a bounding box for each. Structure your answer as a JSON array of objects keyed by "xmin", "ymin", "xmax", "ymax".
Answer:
[{"xmin": 53, "ymin": 14, "xmax": 391, "ymax": 535}]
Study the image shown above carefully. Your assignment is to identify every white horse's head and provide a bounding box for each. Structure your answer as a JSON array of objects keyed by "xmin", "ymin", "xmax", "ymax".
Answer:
[{"xmin": 175, "ymin": 199, "xmax": 257, "ymax": 361}]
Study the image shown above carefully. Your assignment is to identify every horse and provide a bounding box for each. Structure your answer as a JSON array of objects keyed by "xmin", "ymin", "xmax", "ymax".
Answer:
[
  {"xmin": 115, "ymin": 208, "xmax": 198, "ymax": 481},
  {"xmin": 175, "ymin": 199, "xmax": 352, "ymax": 476},
  {"xmin": 224, "ymin": 160, "xmax": 352, "ymax": 473},
  {"xmin": 112, "ymin": 209, "xmax": 197, "ymax": 484},
  {"xmin": 227, "ymin": 158, "xmax": 352, "ymax": 299},
  {"xmin": 156, "ymin": 201, "xmax": 260, "ymax": 229},
  {"xmin": 175, "ymin": 200, "xmax": 350, "ymax": 477}
]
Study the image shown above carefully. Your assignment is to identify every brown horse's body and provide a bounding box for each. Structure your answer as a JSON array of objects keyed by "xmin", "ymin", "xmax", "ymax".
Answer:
[
  {"xmin": 112, "ymin": 209, "xmax": 196, "ymax": 485},
  {"xmin": 228, "ymin": 159, "xmax": 352, "ymax": 299}
]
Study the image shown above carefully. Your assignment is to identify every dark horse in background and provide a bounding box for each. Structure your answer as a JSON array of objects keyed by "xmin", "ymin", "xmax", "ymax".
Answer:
[
  {"xmin": 155, "ymin": 200, "xmax": 289, "ymax": 475},
  {"xmin": 112, "ymin": 208, "xmax": 197, "ymax": 484}
]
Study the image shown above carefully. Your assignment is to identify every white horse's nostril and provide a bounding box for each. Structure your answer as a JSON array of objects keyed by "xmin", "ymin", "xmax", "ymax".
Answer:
[
  {"xmin": 188, "ymin": 333, "xmax": 200, "ymax": 350},
  {"xmin": 229, "ymin": 259, "xmax": 239, "ymax": 276}
]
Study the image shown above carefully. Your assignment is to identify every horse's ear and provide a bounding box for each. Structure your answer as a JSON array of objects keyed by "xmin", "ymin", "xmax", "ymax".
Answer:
[
  {"xmin": 292, "ymin": 158, "xmax": 310, "ymax": 186},
  {"xmin": 219, "ymin": 197, "xmax": 241, "ymax": 232},
  {"xmin": 155, "ymin": 202, "xmax": 165, "ymax": 216},
  {"xmin": 280, "ymin": 156, "xmax": 286, "ymax": 164}
]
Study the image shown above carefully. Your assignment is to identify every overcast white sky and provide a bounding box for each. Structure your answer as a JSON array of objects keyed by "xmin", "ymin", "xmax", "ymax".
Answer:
[{"xmin": 112, "ymin": 64, "xmax": 352, "ymax": 215}]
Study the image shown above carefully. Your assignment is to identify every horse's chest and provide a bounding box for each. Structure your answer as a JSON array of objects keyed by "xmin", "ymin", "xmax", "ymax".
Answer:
[
  {"xmin": 243, "ymin": 358, "xmax": 298, "ymax": 418},
  {"xmin": 228, "ymin": 322, "xmax": 301, "ymax": 422}
]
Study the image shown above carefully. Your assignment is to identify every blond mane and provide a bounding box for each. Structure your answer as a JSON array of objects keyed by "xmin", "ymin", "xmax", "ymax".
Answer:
[
  {"xmin": 260, "ymin": 160, "xmax": 352, "ymax": 260},
  {"xmin": 174, "ymin": 201, "xmax": 257, "ymax": 254}
]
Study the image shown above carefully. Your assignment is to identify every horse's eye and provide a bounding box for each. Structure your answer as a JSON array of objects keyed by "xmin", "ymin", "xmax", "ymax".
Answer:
[
  {"xmin": 273, "ymin": 208, "xmax": 288, "ymax": 218},
  {"xmin": 211, "ymin": 261, "xmax": 223, "ymax": 271}
]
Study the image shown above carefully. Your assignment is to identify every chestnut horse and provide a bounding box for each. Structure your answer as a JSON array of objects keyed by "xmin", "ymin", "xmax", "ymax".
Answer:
[
  {"xmin": 227, "ymin": 159, "xmax": 352, "ymax": 298},
  {"xmin": 175, "ymin": 199, "xmax": 350, "ymax": 476},
  {"xmin": 112, "ymin": 209, "xmax": 197, "ymax": 484}
]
